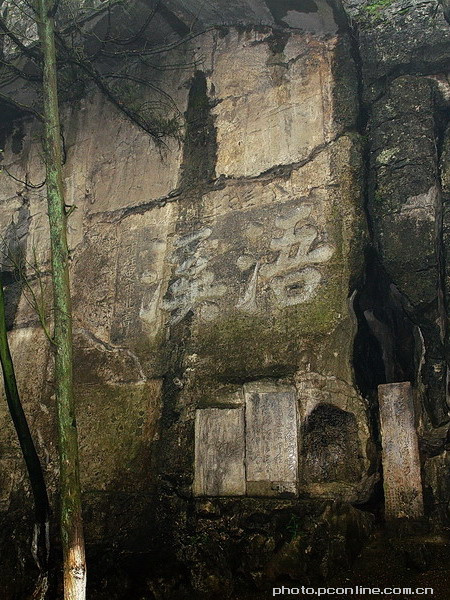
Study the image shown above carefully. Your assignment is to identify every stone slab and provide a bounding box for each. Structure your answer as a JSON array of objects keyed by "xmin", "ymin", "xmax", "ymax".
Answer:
[
  {"xmin": 193, "ymin": 407, "xmax": 245, "ymax": 496},
  {"xmin": 244, "ymin": 383, "xmax": 298, "ymax": 497},
  {"xmin": 378, "ymin": 382, "xmax": 424, "ymax": 520}
]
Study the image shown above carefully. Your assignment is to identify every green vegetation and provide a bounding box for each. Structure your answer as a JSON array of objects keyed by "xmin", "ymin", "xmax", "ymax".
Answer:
[{"xmin": 362, "ymin": 0, "xmax": 395, "ymax": 21}]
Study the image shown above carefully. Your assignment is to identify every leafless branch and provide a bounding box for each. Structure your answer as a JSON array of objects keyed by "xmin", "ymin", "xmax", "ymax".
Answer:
[
  {"xmin": 0, "ymin": 88, "xmax": 43, "ymax": 119},
  {"xmin": 49, "ymin": 0, "xmax": 61, "ymax": 18},
  {"xmin": 55, "ymin": 31, "xmax": 176, "ymax": 143},
  {"xmin": 0, "ymin": 12, "xmax": 41, "ymax": 66},
  {"xmin": 0, "ymin": 164, "xmax": 46, "ymax": 188},
  {"xmin": 0, "ymin": 231, "xmax": 54, "ymax": 344},
  {"xmin": 97, "ymin": 28, "xmax": 212, "ymax": 59},
  {"xmin": 102, "ymin": 71, "xmax": 181, "ymax": 113},
  {"xmin": 106, "ymin": 1, "xmax": 161, "ymax": 46},
  {"xmin": 0, "ymin": 56, "xmax": 41, "ymax": 80}
]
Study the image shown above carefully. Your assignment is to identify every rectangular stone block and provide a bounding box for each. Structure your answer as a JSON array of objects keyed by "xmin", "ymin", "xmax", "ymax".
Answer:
[
  {"xmin": 244, "ymin": 383, "xmax": 299, "ymax": 497},
  {"xmin": 193, "ymin": 407, "xmax": 245, "ymax": 496},
  {"xmin": 378, "ymin": 382, "xmax": 424, "ymax": 520}
]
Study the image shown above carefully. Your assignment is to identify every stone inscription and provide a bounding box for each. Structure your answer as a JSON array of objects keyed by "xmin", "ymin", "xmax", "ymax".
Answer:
[
  {"xmin": 163, "ymin": 227, "xmax": 227, "ymax": 325},
  {"xmin": 193, "ymin": 407, "xmax": 245, "ymax": 497},
  {"xmin": 238, "ymin": 206, "xmax": 334, "ymax": 312},
  {"xmin": 163, "ymin": 202, "xmax": 335, "ymax": 325},
  {"xmin": 193, "ymin": 384, "xmax": 300, "ymax": 497},
  {"xmin": 244, "ymin": 384, "xmax": 299, "ymax": 497},
  {"xmin": 378, "ymin": 382, "xmax": 424, "ymax": 520}
]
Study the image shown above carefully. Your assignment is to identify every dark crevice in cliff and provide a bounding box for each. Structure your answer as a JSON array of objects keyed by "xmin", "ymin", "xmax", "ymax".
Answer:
[
  {"xmin": 435, "ymin": 106, "xmax": 450, "ymax": 336},
  {"xmin": 433, "ymin": 108, "xmax": 450, "ymax": 429},
  {"xmin": 435, "ymin": 109, "xmax": 450, "ymax": 166},
  {"xmin": 341, "ymin": 9, "xmax": 374, "ymax": 244},
  {"xmin": 347, "ymin": 6, "xmax": 448, "ymax": 443},
  {"xmin": 343, "ymin": 12, "xmax": 383, "ymax": 458},
  {"xmin": 351, "ymin": 24, "xmax": 450, "ymax": 518},
  {"xmin": 435, "ymin": 178, "xmax": 447, "ymax": 353},
  {"xmin": 340, "ymin": 11, "xmax": 367, "ymax": 134},
  {"xmin": 352, "ymin": 250, "xmax": 419, "ymax": 518},
  {"xmin": 353, "ymin": 248, "xmax": 418, "ymax": 398},
  {"xmin": 337, "ymin": 12, "xmax": 386, "ymax": 511}
]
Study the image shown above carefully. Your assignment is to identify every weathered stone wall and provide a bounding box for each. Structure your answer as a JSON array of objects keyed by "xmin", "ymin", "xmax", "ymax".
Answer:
[
  {"xmin": 0, "ymin": 0, "xmax": 450, "ymax": 596},
  {"xmin": 346, "ymin": 0, "xmax": 450, "ymax": 525}
]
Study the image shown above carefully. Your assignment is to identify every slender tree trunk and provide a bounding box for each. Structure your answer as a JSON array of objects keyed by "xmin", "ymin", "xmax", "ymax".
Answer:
[
  {"xmin": 36, "ymin": 1, "xmax": 86, "ymax": 598},
  {"xmin": 0, "ymin": 274, "xmax": 50, "ymax": 573}
]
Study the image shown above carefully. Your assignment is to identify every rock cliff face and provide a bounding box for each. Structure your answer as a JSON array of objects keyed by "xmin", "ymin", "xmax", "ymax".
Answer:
[{"xmin": 0, "ymin": 0, "xmax": 449, "ymax": 597}]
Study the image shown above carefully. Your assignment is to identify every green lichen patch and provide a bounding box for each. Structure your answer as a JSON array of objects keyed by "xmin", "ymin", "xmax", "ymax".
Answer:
[
  {"xmin": 77, "ymin": 381, "xmax": 162, "ymax": 492},
  {"xmin": 191, "ymin": 271, "xmax": 346, "ymax": 387},
  {"xmin": 364, "ymin": 0, "xmax": 394, "ymax": 15}
]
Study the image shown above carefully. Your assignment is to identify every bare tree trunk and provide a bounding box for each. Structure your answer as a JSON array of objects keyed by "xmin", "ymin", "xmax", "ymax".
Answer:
[
  {"xmin": 0, "ymin": 274, "xmax": 50, "ymax": 574},
  {"xmin": 35, "ymin": 1, "xmax": 86, "ymax": 598}
]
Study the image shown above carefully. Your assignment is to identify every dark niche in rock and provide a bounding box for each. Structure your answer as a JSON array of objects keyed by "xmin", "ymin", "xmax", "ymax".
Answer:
[{"xmin": 301, "ymin": 403, "xmax": 363, "ymax": 484}]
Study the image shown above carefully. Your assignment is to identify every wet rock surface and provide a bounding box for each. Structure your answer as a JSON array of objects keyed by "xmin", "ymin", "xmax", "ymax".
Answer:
[{"xmin": 0, "ymin": 0, "xmax": 449, "ymax": 597}]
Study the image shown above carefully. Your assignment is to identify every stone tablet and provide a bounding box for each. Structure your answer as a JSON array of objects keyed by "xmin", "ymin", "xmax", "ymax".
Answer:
[
  {"xmin": 193, "ymin": 407, "xmax": 245, "ymax": 496},
  {"xmin": 244, "ymin": 383, "xmax": 299, "ymax": 497},
  {"xmin": 378, "ymin": 382, "xmax": 424, "ymax": 520}
]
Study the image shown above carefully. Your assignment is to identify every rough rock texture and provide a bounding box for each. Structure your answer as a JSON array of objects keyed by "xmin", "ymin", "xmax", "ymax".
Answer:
[
  {"xmin": 0, "ymin": 0, "xmax": 449, "ymax": 597},
  {"xmin": 346, "ymin": 0, "xmax": 450, "ymax": 529}
]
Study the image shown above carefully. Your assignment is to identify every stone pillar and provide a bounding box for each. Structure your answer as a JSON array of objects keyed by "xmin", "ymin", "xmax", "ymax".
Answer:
[{"xmin": 378, "ymin": 382, "xmax": 424, "ymax": 519}]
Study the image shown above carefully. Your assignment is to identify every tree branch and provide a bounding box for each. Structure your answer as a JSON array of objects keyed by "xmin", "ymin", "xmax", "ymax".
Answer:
[
  {"xmin": 0, "ymin": 164, "xmax": 46, "ymax": 188},
  {"xmin": 105, "ymin": 0, "xmax": 161, "ymax": 46},
  {"xmin": 0, "ymin": 12, "xmax": 42, "ymax": 66},
  {"xmin": 48, "ymin": 0, "xmax": 61, "ymax": 18},
  {"xmin": 0, "ymin": 56, "xmax": 41, "ymax": 81},
  {"xmin": 55, "ymin": 31, "xmax": 173, "ymax": 143},
  {"xmin": 98, "ymin": 27, "xmax": 211, "ymax": 59},
  {"xmin": 0, "ymin": 88, "xmax": 43, "ymax": 119},
  {"xmin": 102, "ymin": 71, "xmax": 181, "ymax": 113}
]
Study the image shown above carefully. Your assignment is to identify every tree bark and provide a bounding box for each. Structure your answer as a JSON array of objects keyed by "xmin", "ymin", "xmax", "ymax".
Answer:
[
  {"xmin": 35, "ymin": 1, "xmax": 86, "ymax": 598},
  {"xmin": 0, "ymin": 274, "xmax": 50, "ymax": 572}
]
